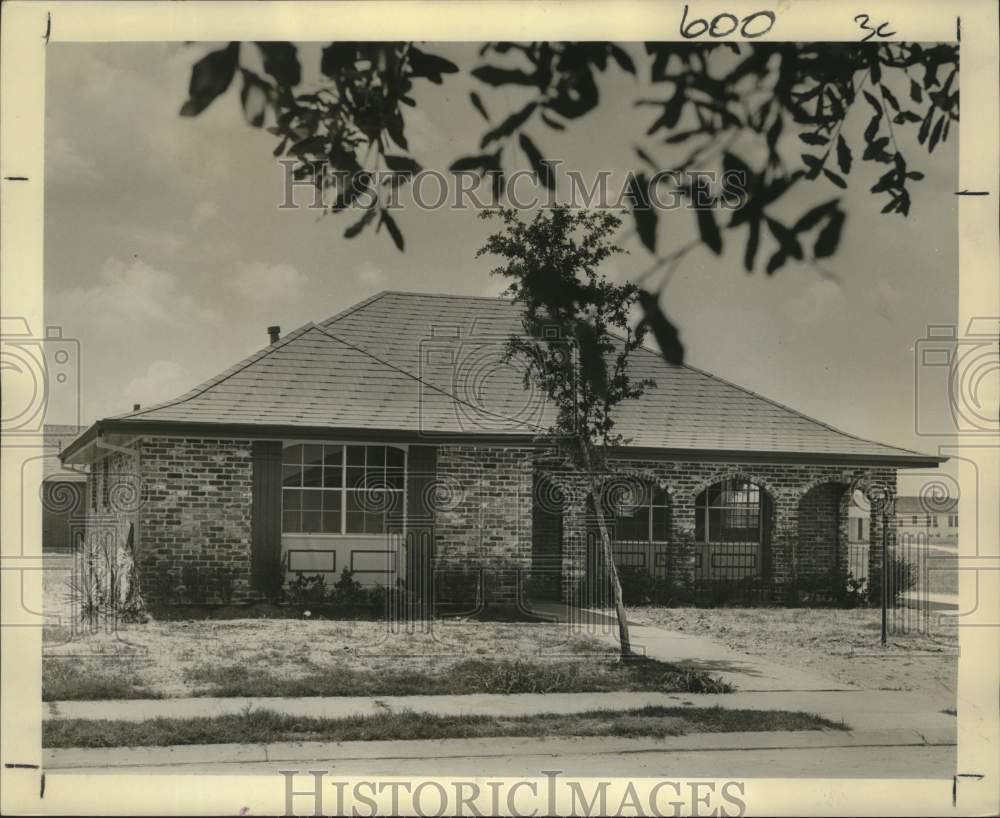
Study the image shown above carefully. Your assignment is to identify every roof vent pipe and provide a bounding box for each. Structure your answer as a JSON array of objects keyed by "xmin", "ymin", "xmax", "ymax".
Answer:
[
  {"xmin": 268, "ymin": 325, "xmax": 280, "ymax": 344},
  {"xmin": 133, "ymin": 404, "xmax": 141, "ymax": 411}
]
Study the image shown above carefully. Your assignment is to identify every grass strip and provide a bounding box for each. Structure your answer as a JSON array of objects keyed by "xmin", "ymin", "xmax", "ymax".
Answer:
[{"xmin": 43, "ymin": 705, "xmax": 846, "ymax": 749}]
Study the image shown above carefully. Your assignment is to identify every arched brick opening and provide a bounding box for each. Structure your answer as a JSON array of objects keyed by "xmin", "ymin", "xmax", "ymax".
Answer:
[{"xmin": 691, "ymin": 476, "xmax": 776, "ymax": 584}]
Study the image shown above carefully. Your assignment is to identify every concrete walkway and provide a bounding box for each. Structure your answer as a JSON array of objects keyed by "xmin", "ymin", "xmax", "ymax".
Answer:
[
  {"xmin": 45, "ymin": 727, "xmax": 955, "ymax": 777},
  {"xmin": 532, "ymin": 603, "xmax": 855, "ymax": 691}
]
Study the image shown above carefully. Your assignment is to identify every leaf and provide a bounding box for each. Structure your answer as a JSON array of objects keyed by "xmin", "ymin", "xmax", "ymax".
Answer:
[
  {"xmin": 471, "ymin": 65, "xmax": 537, "ymax": 86},
  {"xmin": 320, "ymin": 43, "xmax": 358, "ymax": 78},
  {"xmin": 609, "ymin": 44, "xmax": 637, "ymax": 75},
  {"xmin": 766, "ymin": 218, "xmax": 803, "ymax": 259},
  {"xmin": 407, "ymin": 46, "xmax": 459, "ymax": 83},
  {"xmin": 863, "ymin": 90, "xmax": 883, "ymax": 114},
  {"xmin": 880, "ymin": 84, "xmax": 900, "ymax": 112},
  {"xmin": 864, "ymin": 113, "xmax": 882, "ymax": 143},
  {"xmin": 384, "ymin": 155, "xmax": 422, "ymax": 174},
  {"xmin": 637, "ymin": 289, "xmax": 684, "ymax": 365},
  {"xmin": 449, "ymin": 154, "xmax": 493, "ymax": 172},
  {"xmin": 480, "ymin": 102, "xmax": 537, "ymax": 147},
  {"xmin": 801, "ymin": 153, "xmax": 822, "ymax": 179},
  {"xmin": 799, "ymin": 132, "xmax": 829, "ymax": 146},
  {"xmin": 822, "ymin": 168, "xmax": 847, "ymax": 189},
  {"xmin": 765, "ymin": 249, "xmax": 787, "ymax": 275},
  {"xmin": 836, "ymin": 134, "xmax": 852, "ymax": 174},
  {"xmin": 239, "ymin": 70, "xmax": 271, "ymax": 127},
  {"xmin": 518, "ymin": 133, "xmax": 555, "ymax": 191},
  {"xmin": 379, "ymin": 210, "xmax": 405, "ymax": 251},
  {"xmin": 793, "ymin": 199, "xmax": 839, "ymax": 232},
  {"xmin": 628, "ymin": 173, "xmax": 657, "ymax": 253},
  {"xmin": 255, "ymin": 42, "xmax": 300, "ymax": 87},
  {"xmin": 909, "ymin": 79, "xmax": 923, "ymax": 103},
  {"xmin": 744, "ymin": 219, "xmax": 760, "ymax": 272},
  {"xmin": 917, "ymin": 108, "xmax": 933, "ymax": 144},
  {"xmin": 696, "ymin": 208, "xmax": 722, "ymax": 255},
  {"xmin": 814, "ymin": 210, "xmax": 845, "ymax": 258},
  {"xmin": 540, "ymin": 112, "xmax": 566, "ymax": 131},
  {"xmin": 344, "ymin": 207, "xmax": 377, "ymax": 238},
  {"xmin": 470, "ymin": 92, "xmax": 490, "ymax": 121},
  {"xmin": 928, "ymin": 117, "xmax": 945, "ymax": 152},
  {"xmin": 180, "ymin": 43, "xmax": 240, "ymax": 117}
]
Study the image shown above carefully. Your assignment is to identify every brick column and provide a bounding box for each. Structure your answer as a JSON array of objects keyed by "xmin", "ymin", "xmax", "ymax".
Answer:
[{"xmin": 769, "ymin": 492, "xmax": 798, "ymax": 591}]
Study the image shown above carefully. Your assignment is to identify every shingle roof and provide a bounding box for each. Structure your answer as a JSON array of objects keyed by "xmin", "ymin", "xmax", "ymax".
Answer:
[{"xmin": 77, "ymin": 291, "xmax": 938, "ymax": 464}]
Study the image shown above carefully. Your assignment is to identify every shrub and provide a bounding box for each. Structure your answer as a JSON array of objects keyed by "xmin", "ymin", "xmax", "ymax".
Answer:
[
  {"xmin": 331, "ymin": 567, "xmax": 364, "ymax": 606},
  {"xmin": 286, "ymin": 573, "xmax": 328, "ymax": 607}
]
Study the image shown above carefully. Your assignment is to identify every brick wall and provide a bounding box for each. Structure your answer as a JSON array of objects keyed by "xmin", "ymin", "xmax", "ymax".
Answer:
[
  {"xmin": 433, "ymin": 445, "xmax": 534, "ymax": 602},
  {"xmin": 529, "ymin": 456, "xmax": 897, "ymax": 599},
  {"xmin": 137, "ymin": 438, "xmax": 254, "ymax": 605}
]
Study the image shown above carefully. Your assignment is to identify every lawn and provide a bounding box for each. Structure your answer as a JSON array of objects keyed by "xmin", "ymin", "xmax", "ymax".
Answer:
[
  {"xmin": 628, "ymin": 606, "xmax": 958, "ymax": 711},
  {"xmin": 43, "ymin": 560, "xmax": 728, "ymax": 700},
  {"xmin": 42, "ymin": 704, "xmax": 845, "ymax": 748}
]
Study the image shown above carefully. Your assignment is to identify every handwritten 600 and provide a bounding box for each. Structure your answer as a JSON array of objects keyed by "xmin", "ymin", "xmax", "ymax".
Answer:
[{"xmin": 679, "ymin": 5, "xmax": 777, "ymax": 39}]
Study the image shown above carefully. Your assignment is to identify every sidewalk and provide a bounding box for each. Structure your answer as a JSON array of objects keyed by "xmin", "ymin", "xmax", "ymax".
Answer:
[
  {"xmin": 44, "ymin": 728, "xmax": 956, "ymax": 776},
  {"xmin": 45, "ymin": 688, "xmax": 957, "ymax": 737}
]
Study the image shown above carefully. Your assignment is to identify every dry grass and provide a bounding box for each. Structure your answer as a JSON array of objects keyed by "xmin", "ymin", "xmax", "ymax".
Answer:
[
  {"xmin": 630, "ymin": 606, "xmax": 958, "ymax": 710},
  {"xmin": 45, "ymin": 560, "xmax": 733, "ymax": 699},
  {"xmin": 43, "ymin": 704, "xmax": 844, "ymax": 748}
]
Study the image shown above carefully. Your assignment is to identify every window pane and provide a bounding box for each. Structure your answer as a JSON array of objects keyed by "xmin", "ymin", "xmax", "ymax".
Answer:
[
  {"xmin": 346, "ymin": 466, "xmax": 365, "ymax": 489},
  {"xmin": 302, "ymin": 491, "xmax": 322, "ymax": 511},
  {"xmin": 346, "ymin": 492, "xmax": 363, "ymax": 514},
  {"xmin": 321, "ymin": 511, "xmax": 341, "ymax": 533},
  {"xmin": 347, "ymin": 446, "xmax": 365, "ymax": 467},
  {"xmin": 366, "ymin": 445, "xmax": 385, "ymax": 467},
  {"xmin": 322, "ymin": 491, "xmax": 341, "ymax": 514},
  {"xmin": 303, "ymin": 445, "xmax": 324, "ymax": 467},
  {"xmin": 346, "ymin": 511, "xmax": 365, "ymax": 533},
  {"xmin": 323, "ymin": 445, "xmax": 343, "ymax": 467},
  {"xmin": 387, "ymin": 447, "xmax": 405, "ymax": 469},
  {"xmin": 652, "ymin": 506, "xmax": 670, "ymax": 540},
  {"xmin": 695, "ymin": 511, "xmax": 706, "ymax": 543},
  {"xmin": 323, "ymin": 466, "xmax": 342, "ymax": 489},
  {"xmin": 282, "ymin": 465, "xmax": 301, "ymax": 487},
  {"xmin": 386, "ymin": 467, "xmax": 404, "ymax": 490},
  {"xmin": 282, "ymin": 445, "xmax": 302, "ymax": 465},
  {"xmin": 651, "ymin": 486, "xmax": 669, "ymax": 506},
  {"xmin": 283, "ymin": 489, "xmax": 302, "ymax": 510},
  {"xmin": 365, "ymin": 511, "xmax": 385, "ymax": 534},
  {"xmin": 302, "ymin": 511, "xmax": 322, "ymax": 533},
  {"xmin": 282, "ymin": 510, "xmax": 301, "ymax": 533},
  {"xmin": 302, "ymin": 466, "xmax": 323, "ymax": 488}
]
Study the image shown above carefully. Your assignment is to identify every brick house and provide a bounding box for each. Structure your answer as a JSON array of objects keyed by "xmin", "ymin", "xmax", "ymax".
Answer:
[{"xmin": 60, "ymin": 291, "xmax": 945, "ymax": 606}]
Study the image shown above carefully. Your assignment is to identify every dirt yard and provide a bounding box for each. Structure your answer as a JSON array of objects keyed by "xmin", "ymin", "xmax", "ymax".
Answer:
[
  {"xmin": 628, "ymin": 606, "xmax": 958, "ymax": 710},
  {"xmin": 43, "ymin": 559, "xmax": 620, "ymax": 698}
]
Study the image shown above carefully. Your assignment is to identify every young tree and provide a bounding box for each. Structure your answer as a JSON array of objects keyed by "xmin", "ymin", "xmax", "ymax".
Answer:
[{"xmin": 477, "ymin": 208, "xmax": 682, "ymax": 657}]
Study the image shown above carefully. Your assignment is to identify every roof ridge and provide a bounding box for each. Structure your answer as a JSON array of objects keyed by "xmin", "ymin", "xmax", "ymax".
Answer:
[
  {"xmin": 113, "ymin": 322, "xmax": 318, "ymax": 420},
  {"xmin": 319, "ymin": 290, "xmax": 393, "ymax": 327},
  {"xmin": 311, "ymin": 323, "xmax": 549, "ymax": 434}
]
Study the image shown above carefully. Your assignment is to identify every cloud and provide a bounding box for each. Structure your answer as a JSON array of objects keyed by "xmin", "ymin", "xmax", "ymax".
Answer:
[
  {"xmin": 47, "ymin": 136, "xmax": 102, "ymax": 183},
  {"xmin": 785, "ymin": 278, "xmax": 843, "ymax": 326},
  {"xmin": 233, "ymin": 261, "xmax": 309, "ymax": 304},
  {"xmin": 123, "ymin": 360, "xmax": 193, "ymax": 410},
  {"xmin": 49, "ymin": 256, "xmax": 219, "ymax": 340},
  {"xmin": 355, "ymin": 261, "xmax": 384, "ymax": 288},
  {"xmin": 191, "ymin": 201, "xmax": 219, "ymax": 230}
]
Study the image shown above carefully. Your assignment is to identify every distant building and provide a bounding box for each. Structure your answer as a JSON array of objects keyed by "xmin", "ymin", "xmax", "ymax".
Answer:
[
  {"xmin": 42, "ymin": 424, "xmax": 88, "ymax": 552},
  {"xmin": 893, "ymin": 495, "xmax": 958, "ymax": 545}
]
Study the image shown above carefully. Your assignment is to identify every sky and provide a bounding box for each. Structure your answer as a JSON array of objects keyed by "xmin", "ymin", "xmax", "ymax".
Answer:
[{"xmin": 44, "ymin": 42, "xmax": 960, "ymax": 493}]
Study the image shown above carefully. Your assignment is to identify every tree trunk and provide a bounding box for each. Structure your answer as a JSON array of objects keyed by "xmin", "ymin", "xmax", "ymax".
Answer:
[{"xmin": 588, "ymin": 481, "xmax": 632, "ymax": 657}]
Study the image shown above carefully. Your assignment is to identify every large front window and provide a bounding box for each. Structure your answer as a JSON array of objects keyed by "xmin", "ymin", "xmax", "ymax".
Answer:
[
  {"xmin": 695, "ymin": 479, "xmax": 762, "ymax": 543},
  {"xmin": 282, "ymin": 444, "xmax": 404, "ymax": 534},
  {"xmin": 609, "ymin": 483, "xmax": 671, "ymax": 543}
]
